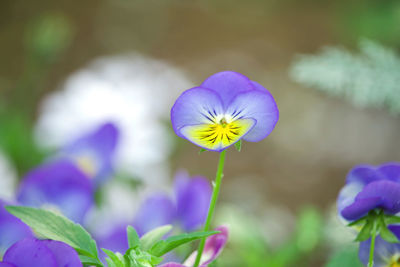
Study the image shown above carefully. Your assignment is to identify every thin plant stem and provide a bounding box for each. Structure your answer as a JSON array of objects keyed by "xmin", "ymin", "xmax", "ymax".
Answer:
[
  {"xmin": 368, "ymin": 220, "xmax": 378, "ymax": 267},
  {"xmin": 194, "ymin": 149, "xmax": 227, "ymax": 267}
]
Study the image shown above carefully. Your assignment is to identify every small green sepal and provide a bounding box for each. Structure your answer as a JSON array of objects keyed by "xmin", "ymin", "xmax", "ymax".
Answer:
[{"xmin": 234, "ymin": 140, "xmax": 242, "ymax": 152}]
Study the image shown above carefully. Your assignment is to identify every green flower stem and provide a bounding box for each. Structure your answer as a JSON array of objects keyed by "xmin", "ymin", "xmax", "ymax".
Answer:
[
  {"xmin": 194, "ymin": 149, "xmax": 227, "ymax": 267},
  {"xmin": 368, "ymin": 220, "xmax": 378, "ymax": 267}
]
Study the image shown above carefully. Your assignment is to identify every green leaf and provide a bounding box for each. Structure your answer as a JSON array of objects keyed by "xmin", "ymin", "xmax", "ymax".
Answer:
[
  {"xmin": 348, "ymin": 216, "xmax": 367, "ymax": 227},
  {"xmin": 384, "ymin": 215, "xmax": 400, "ymax": 224},
  {"xmin": 127, "ymin": 226, "xmax": 140, "ymax": 249},
  {"xmin": 379, "ymin": 216, "xmax": 399, "ymax": 243},
  {"xmin": 295, "ymin": 207, "xmax": 322, "ymax": 252},
  {"xmin": 6, "ymin": 206, "xmax": 101, "ymax": 265},
  {"xmin": 149, "ymin": 230, "xmax": 219, "ymax": 257},
  {"xmin": 140, "ymin": 225, "xmax": 172, "ymax": 251},
  {"xmin": 355, "ymin": 219, "xmax": 373, "ymax": 242},
  {"xmin": 79, "ymin": 255, "xmax": 104, "ymax": 267},
  {"xmin": 234, "ymin": 140, "xmax": 242, "ymax": 152},
  {"xmin": 106, "ymin": 258, "xmax": 116, "ymax": 267},
  {"xmin": 102, "ymin": 249, "xmax": 124, "ymax": 267}
]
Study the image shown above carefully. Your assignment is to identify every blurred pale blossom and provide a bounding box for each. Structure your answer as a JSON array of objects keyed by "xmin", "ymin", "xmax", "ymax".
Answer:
[
  {"xmin": 35, "ymin": 54, "xmax": 192, "ymax": 184},
  {"xmin": 0, "ymin": 151, "xmax": 17, "ymax": 201}
]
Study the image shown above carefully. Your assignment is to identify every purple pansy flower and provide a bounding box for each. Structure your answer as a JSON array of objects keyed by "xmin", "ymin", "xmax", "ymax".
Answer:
[
  {"xmin": 159, "ymin": 226, "xmax": 229, "ymax": 267},
  {"xmin": 17, "ymin": 159, "xmax": 94, "ymax": 223},
  {"xmin": 359, "ymin": 225, "xmax": 400, "ymax": 267},
  {"xmin": 61, "ymin": 122, "xmax": 119, "ymax": 185},
  {"xmin": 171, "ymin": 71, "xmax": 279, "ymax": 152},
  {"xmin": 337, "ymin": 162, "xmax": 400, "ymax": 221},
  {"xmin": 0, "ymin": 238, "xmax": 82, "ymax": 267},
  {"xmin": 97, "ymin": 172, "xmax": 211, "ymax": 253},
  {"xmin": 0, "ymin": 200, "xmax": 32, "ymax": 256}
]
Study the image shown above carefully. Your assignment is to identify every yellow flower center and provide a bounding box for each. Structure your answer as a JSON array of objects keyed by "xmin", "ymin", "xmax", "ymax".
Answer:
[
  {"xmin": 388, "ymin": 255, "xmax": 400, "ymax": 267},
  {"xmin": 75, "ymin": 155, "xmax": 97, "ymax": 178},
  {"xmin": 180, "ymin": 115, "xmax": 255, "ymax": 151}
]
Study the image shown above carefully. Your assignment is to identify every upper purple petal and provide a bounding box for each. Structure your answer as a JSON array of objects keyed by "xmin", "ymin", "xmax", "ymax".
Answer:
[
  {"xmin": 171, "ymin": 87, "xmax": 224, "ymax": 138},
  {"xmin": 341, "ymin": 180, "xmax": 400, "ymax": 220},
  {"xmin": 62, "ymin": 122, "xmax": 119, "ymax": 185},
  {"xmin": 0, "ymin": 199, "xmax": 33, "ymax": 255},
  {"xmin": 17, "ymin": 159, "xmax": 94, "ymax": 223},
  {"xmin": 378, "ymin": 162, "xmax": 400, "ymax": 183},
  {"xmin": 226, "ymin": 89, "xmax": 279, "ymax": 142},
  {"xmin": 174, "ymin": 171, "xmax": 212, "ymax": 231},
  {"xmin": 345, "ymin": 165, "xmax": 384, "ymax": 185},
  {"xmin": 201, "ymin": 71, "xmax": 255, "ymax": 107},
  {"xmin": 133, "ymin": 193, "xmax": 176, "ymax": 236},
  {"xmin": 3, "ymin": 238, "xmax": 57, "ymax": 267}
]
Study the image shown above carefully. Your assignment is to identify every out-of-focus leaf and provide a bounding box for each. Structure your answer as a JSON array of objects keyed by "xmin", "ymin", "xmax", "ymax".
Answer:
[
  {"xmin": 325, "ymin": 246, "xmax": 363, "ymax": 267},
  {"xmin": 140, "ymin": 225, "xmax": 172, "ymax": 251}
]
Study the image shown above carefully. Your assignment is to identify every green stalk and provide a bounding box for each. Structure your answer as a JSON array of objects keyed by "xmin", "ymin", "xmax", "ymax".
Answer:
[
  {"xmin": 194, "ymin": 150, "xmax": 227, "ymax": 267},
  {"xmin": 368, "ymin": 220, "xmax": 378, "ymax": 267}
]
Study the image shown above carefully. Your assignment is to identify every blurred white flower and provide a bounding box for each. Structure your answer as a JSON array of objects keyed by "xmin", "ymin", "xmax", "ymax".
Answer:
[
  {"xmin": 35, "ymin": 54, "xmax": 192, "ymax": 184},
  {"xmin": 0, "ymin": 151, "xmax": 17, "ymax": 201}
]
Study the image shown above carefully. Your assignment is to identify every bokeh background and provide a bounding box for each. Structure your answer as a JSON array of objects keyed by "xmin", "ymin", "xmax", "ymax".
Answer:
[{"xmin": 1, "ymin": 0, "xmax": 400, "ymax": 266}]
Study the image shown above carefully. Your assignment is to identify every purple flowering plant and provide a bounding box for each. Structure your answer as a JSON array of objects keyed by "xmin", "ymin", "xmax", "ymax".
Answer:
[
  {"xmin": 337, "ymin": 162, "xmax": 400, "ymax": 267},
  {"xmin": 1, "ymin": 71, "xmax": 280, "ymax": 267},
  {"xmin": 171, "ymin": 71, "xmax": 279, "ymax": 266}
]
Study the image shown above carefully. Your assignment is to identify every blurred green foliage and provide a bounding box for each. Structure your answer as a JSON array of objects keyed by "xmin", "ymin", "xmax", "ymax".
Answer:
[
  {"xmin": 290, "ymin": 40, "xmax": 400, "ymax": 114},
  {"xmin": 325, "ymin": 246, "xmax": 363, "ymax": 267},
  {"xmin": 218, "ymin": 206, "xmax": 323, "ymax": 267},
  {"xmin": 0, "ymin": 112, "xmax": 48, "ymax": 177},
  {"xmin": 337, "ymin": 0, "xmax": 400, "ymax": 47}
]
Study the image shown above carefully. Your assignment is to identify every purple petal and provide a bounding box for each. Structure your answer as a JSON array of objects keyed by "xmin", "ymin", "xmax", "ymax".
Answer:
[
  {"xmin": 40, "ymin": 240, "xmax": 82, "ymax": 267},
  {"xmin": 17, "ymin": 160, "xmax": 94, "ymax": 223},
  {"xmin": 174, "ymin": 171, "xmax": 212, "ymax": 231},
  {"xmin": 378, "ymin": 162, "xmax": 400, "ymax": 183},
  {"xmin": 341, "ymin": 197, "xmax": 382, "ymax": 221},
  {"xmin": 133, "ymin": 194, "xmax": 176, "ymax": 236},
  {"xmin": 345, "ymin": 165, "xmax": 384, "ymax": 185},
  {"xmin": 359, "ymin": 237, "xmax": 400, "ymax": 267},
  {"xmin": 336, "ymin": 182, "xmax": 364, "ymax": 219},
  {"xmin": 3, "ymin": 238, "xmax": 57, "ymax": 267},
  {"xmin": 201, "ymin": 71, "xmax": 255, "ymax": 107},
  {"xmin": 171, "ymin": 87, "xmax": 224, "ymax": 138},
  {"xmin": 388, "ymin": 225, "xmax": 400, "ymax": 240},
  {"xmin": 0, "ymin": 263, "xmax": 16, "ymax": 267},
  {"xmin": 226, "ymin": 89, "xmax": 279, "ymax": 142},
  {"xmin": 184, "ymin": 226, "xmax": 229, "ymax": 266},
  {"xmin": 96, "ymin": 224, "xmax": 129, "ymax": 257},
  {"xmin": 62, "ymin": 122, "xmax": 119, "ymax": 185},
  {"xmin": 342, "ymin": 180, "xmax": 400, "ymax": 220},
  {"xmin": 0, "ymin": 200, "xmax": 33, "ymax": 255}
]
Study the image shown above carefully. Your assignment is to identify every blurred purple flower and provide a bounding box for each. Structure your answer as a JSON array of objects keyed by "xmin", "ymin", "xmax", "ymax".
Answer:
[
  {"xmin": 61, "ymin": 122, "xmax": 119, "ymax": 185},
  {"xmin": 359, "ymin": 225, "xmax": 400, "ymax": 267},
  {"xmin": 0, "ymin": 200, "xmax": 32, "ymax": 256},
  {"xmin": 337, "ymin": 162, "xmax": 400, "ymax": 221},
  {"xmin": 17, "ymin": 159, "xmax": 94, "ymax": 223},
  {"xmin": 159, "ymin": 226, "xmax": 229, "ymax": 267},
  {"xmin": 171, "ymin": 71, "xmax": 279, "ymax": 152},
  {"xmin": 0, "ymin": 238, "xmax": 81, "ymax": 267},
  {"xmin": 97, "ymin": 172, "xmax": 211, "ymax": 252}
]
